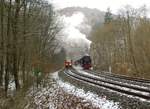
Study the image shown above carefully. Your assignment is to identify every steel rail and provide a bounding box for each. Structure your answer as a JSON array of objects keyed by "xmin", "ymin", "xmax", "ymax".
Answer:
[
  {"xmin": 89, "ymin": 70, "xmax": 150, "ymax": 84},
  {"xmin": 64, "ymin": 69, "xmax": 150, "ymax": 100},
  {"xmin": 71, "ymin": 69, "xmax": 150, "ymax": 93},
  {"xmin": 84, "ymin": 70, "xmax": 150, "ymax": 87}
]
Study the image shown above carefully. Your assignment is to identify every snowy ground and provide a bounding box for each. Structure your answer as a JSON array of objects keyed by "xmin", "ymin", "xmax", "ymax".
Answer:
[
  {"xmin": 25, "ymin": 71, "xmax": 121, "ymax": 109},
  {"xmin": 53, "ymin": 71, "xmax": 120, "ymax": 109},
  {"xmin": 1, "ymin": 69, "xmax": 149, "ymax": 109},
  {"xmin": 74, "ymin": 68, "xmax": 150, "ymax": 101}
]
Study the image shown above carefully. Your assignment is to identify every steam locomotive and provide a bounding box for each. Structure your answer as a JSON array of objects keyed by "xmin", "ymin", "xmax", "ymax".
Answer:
[{"xmin": 75, "ymin": 55, "xmax": 92, "ymax": 70}]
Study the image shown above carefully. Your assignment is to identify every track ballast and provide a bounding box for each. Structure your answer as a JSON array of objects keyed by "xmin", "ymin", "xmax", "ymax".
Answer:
[{"xmin": 64, "ymin": 68, "xmax": 150, "ymax": 101}]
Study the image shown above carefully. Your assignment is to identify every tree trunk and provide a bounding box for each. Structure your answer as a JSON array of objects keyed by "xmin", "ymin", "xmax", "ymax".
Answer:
[
  {"xmin": 0, "ymin": 0, "xmax": 4, "ymax": 86},
  {"xmin": 22, "ymin": 0, "xmax": 27, "ymax": 86},
  {"xmin": 4, "ymin": 0, "xmax": 12, "ymax": 96},
  {"xmin": 127, "ymin": 12, "xmax": 139, "ymax": 76},
  {"xmin": 12, "ymin": 0, "xmax": 21, "ymax": 90}
]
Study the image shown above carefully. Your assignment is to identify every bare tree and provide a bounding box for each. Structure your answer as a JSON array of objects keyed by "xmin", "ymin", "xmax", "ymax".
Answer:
[
  {"xmin": 0, "ymin": 0, "xmax": 62, "ymax": 96},
  {"xmin": 90, "ymin": 5, "xmax": 150, "ymax": 78},
  {"xmin": 0, "ymin": 0, "xmax": 4, "ymax": 86}
]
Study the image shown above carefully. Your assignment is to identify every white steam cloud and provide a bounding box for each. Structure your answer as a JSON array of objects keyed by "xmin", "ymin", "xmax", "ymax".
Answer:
[{"xmin": 60, "ymin": 12, "xmax": 91, "ymax": 59}]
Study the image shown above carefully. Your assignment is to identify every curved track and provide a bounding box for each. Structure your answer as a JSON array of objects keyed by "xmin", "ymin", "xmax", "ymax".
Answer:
[
  {"xmin": 90, "ymin": 70, "xmax": 150, "ymax": 84},
  {"xmin": 84, "ymin": 70, "xmax": 150, "ymax": 87},
  {"xmin": 64, "ymin": 69, "xmax": 150, "ymax": 101}
]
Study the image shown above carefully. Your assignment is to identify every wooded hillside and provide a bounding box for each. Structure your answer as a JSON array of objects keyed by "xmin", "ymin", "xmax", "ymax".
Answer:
[
  {"xmin": 90, "ymin": 6, "xmax": 150, "ymax": 79},
  {"xmin": 0, "ymin": 0, "xmax": 65, "ymax": 96}
]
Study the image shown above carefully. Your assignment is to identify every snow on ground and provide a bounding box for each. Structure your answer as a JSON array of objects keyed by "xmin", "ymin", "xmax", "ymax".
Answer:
[
  {"xmin": 7, "ymin": 80, "xmax": 16, "ymax": 96},
  {"xmin": 25, "ymin": 70, "xmax": 121, "ymax": 109},
  {"xmin": 8, "ymin": 81, "xmax": 16, "ymax": 91},
  {"xmin": 75, "ymin": 69, "xmax": 149, "ymax": 95},
  {"xmin": 73, "ymin": 65, "xmax": 83, "ymax": 70},
  {"xmin": 27, "ymin": 73, "xmax": 98, "ymax": 109},
  {"xmin": 73, "ymin": 67, "xmax": 150, "ymax": 102},
  {"xmin": 52, "ymin": 71, "xmax": 121, "ymax": 109}
]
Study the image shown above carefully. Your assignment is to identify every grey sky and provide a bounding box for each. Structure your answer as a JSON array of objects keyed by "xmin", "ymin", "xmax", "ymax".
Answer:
[
  {"xmin": 50, "ymin": 0, "xmax": 150, "ymax": 14},
  {"xmin": 49, "ymin": 0, "xmax": 150, "ymax": 55}
]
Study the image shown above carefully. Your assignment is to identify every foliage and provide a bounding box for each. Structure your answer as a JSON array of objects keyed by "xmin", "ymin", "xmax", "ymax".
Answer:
[
  {"xmin": 104, "ymin": 8, "xmax": 113, "ymax": 24},
  {"xmin": 0, "ymin": 0, "xmax": 64, "ymax": 96},
  {"xmin": 90, "ymin": 6, "xmax": 150, "ymax": 79}
]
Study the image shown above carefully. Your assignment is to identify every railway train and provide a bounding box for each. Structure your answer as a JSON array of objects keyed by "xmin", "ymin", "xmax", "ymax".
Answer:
[
  {"xmin": 64, "ymin": 59, "xmax": 73, "ymax": 68},
  {"xmin": 74, "ymin": 55, "xmax": 92, "ymax": 70},
  {"xmin": 64, "ymin": 55, "xmax": 92, "ymax": 70}
]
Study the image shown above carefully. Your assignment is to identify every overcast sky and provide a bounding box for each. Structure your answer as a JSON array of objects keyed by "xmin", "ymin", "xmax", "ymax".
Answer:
[
  {"xmin": 50, "ymin": 0, "xmax": 150, "ymax": 14},
  {"xmin": 49, "ymin": 0, "xmax": 150, "ymax": 56}
]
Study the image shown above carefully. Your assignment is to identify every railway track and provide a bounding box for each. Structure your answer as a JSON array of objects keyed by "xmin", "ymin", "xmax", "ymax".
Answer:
[
  {"xmin": 84, "ymin": 70, "xmax": 150, "ymax": 87},
  {"xmin": 76, "ymin": 69, "xmax": 150, "ymax": 92},
  {"xmin": 64, "ymin": 69, "xmax": 150, "ymax": 101},
  {"xmin": 91, "ymin": 70, "xmax": 150, "ymax": 84}
]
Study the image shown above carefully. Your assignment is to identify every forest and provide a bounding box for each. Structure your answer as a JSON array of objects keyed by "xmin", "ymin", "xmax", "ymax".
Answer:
[
  {"xmin": 0, "ymin": 0, "xmax": 65, "ymax": 97},
  {"xmin": 90, "ymin": 6, "xmax": 150, "ymax": 79}
]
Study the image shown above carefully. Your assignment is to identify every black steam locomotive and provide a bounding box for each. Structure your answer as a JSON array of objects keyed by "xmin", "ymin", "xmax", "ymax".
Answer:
[{"xmin": 75, "ymin": 55, "xmax": 92, "ymax": 70}]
